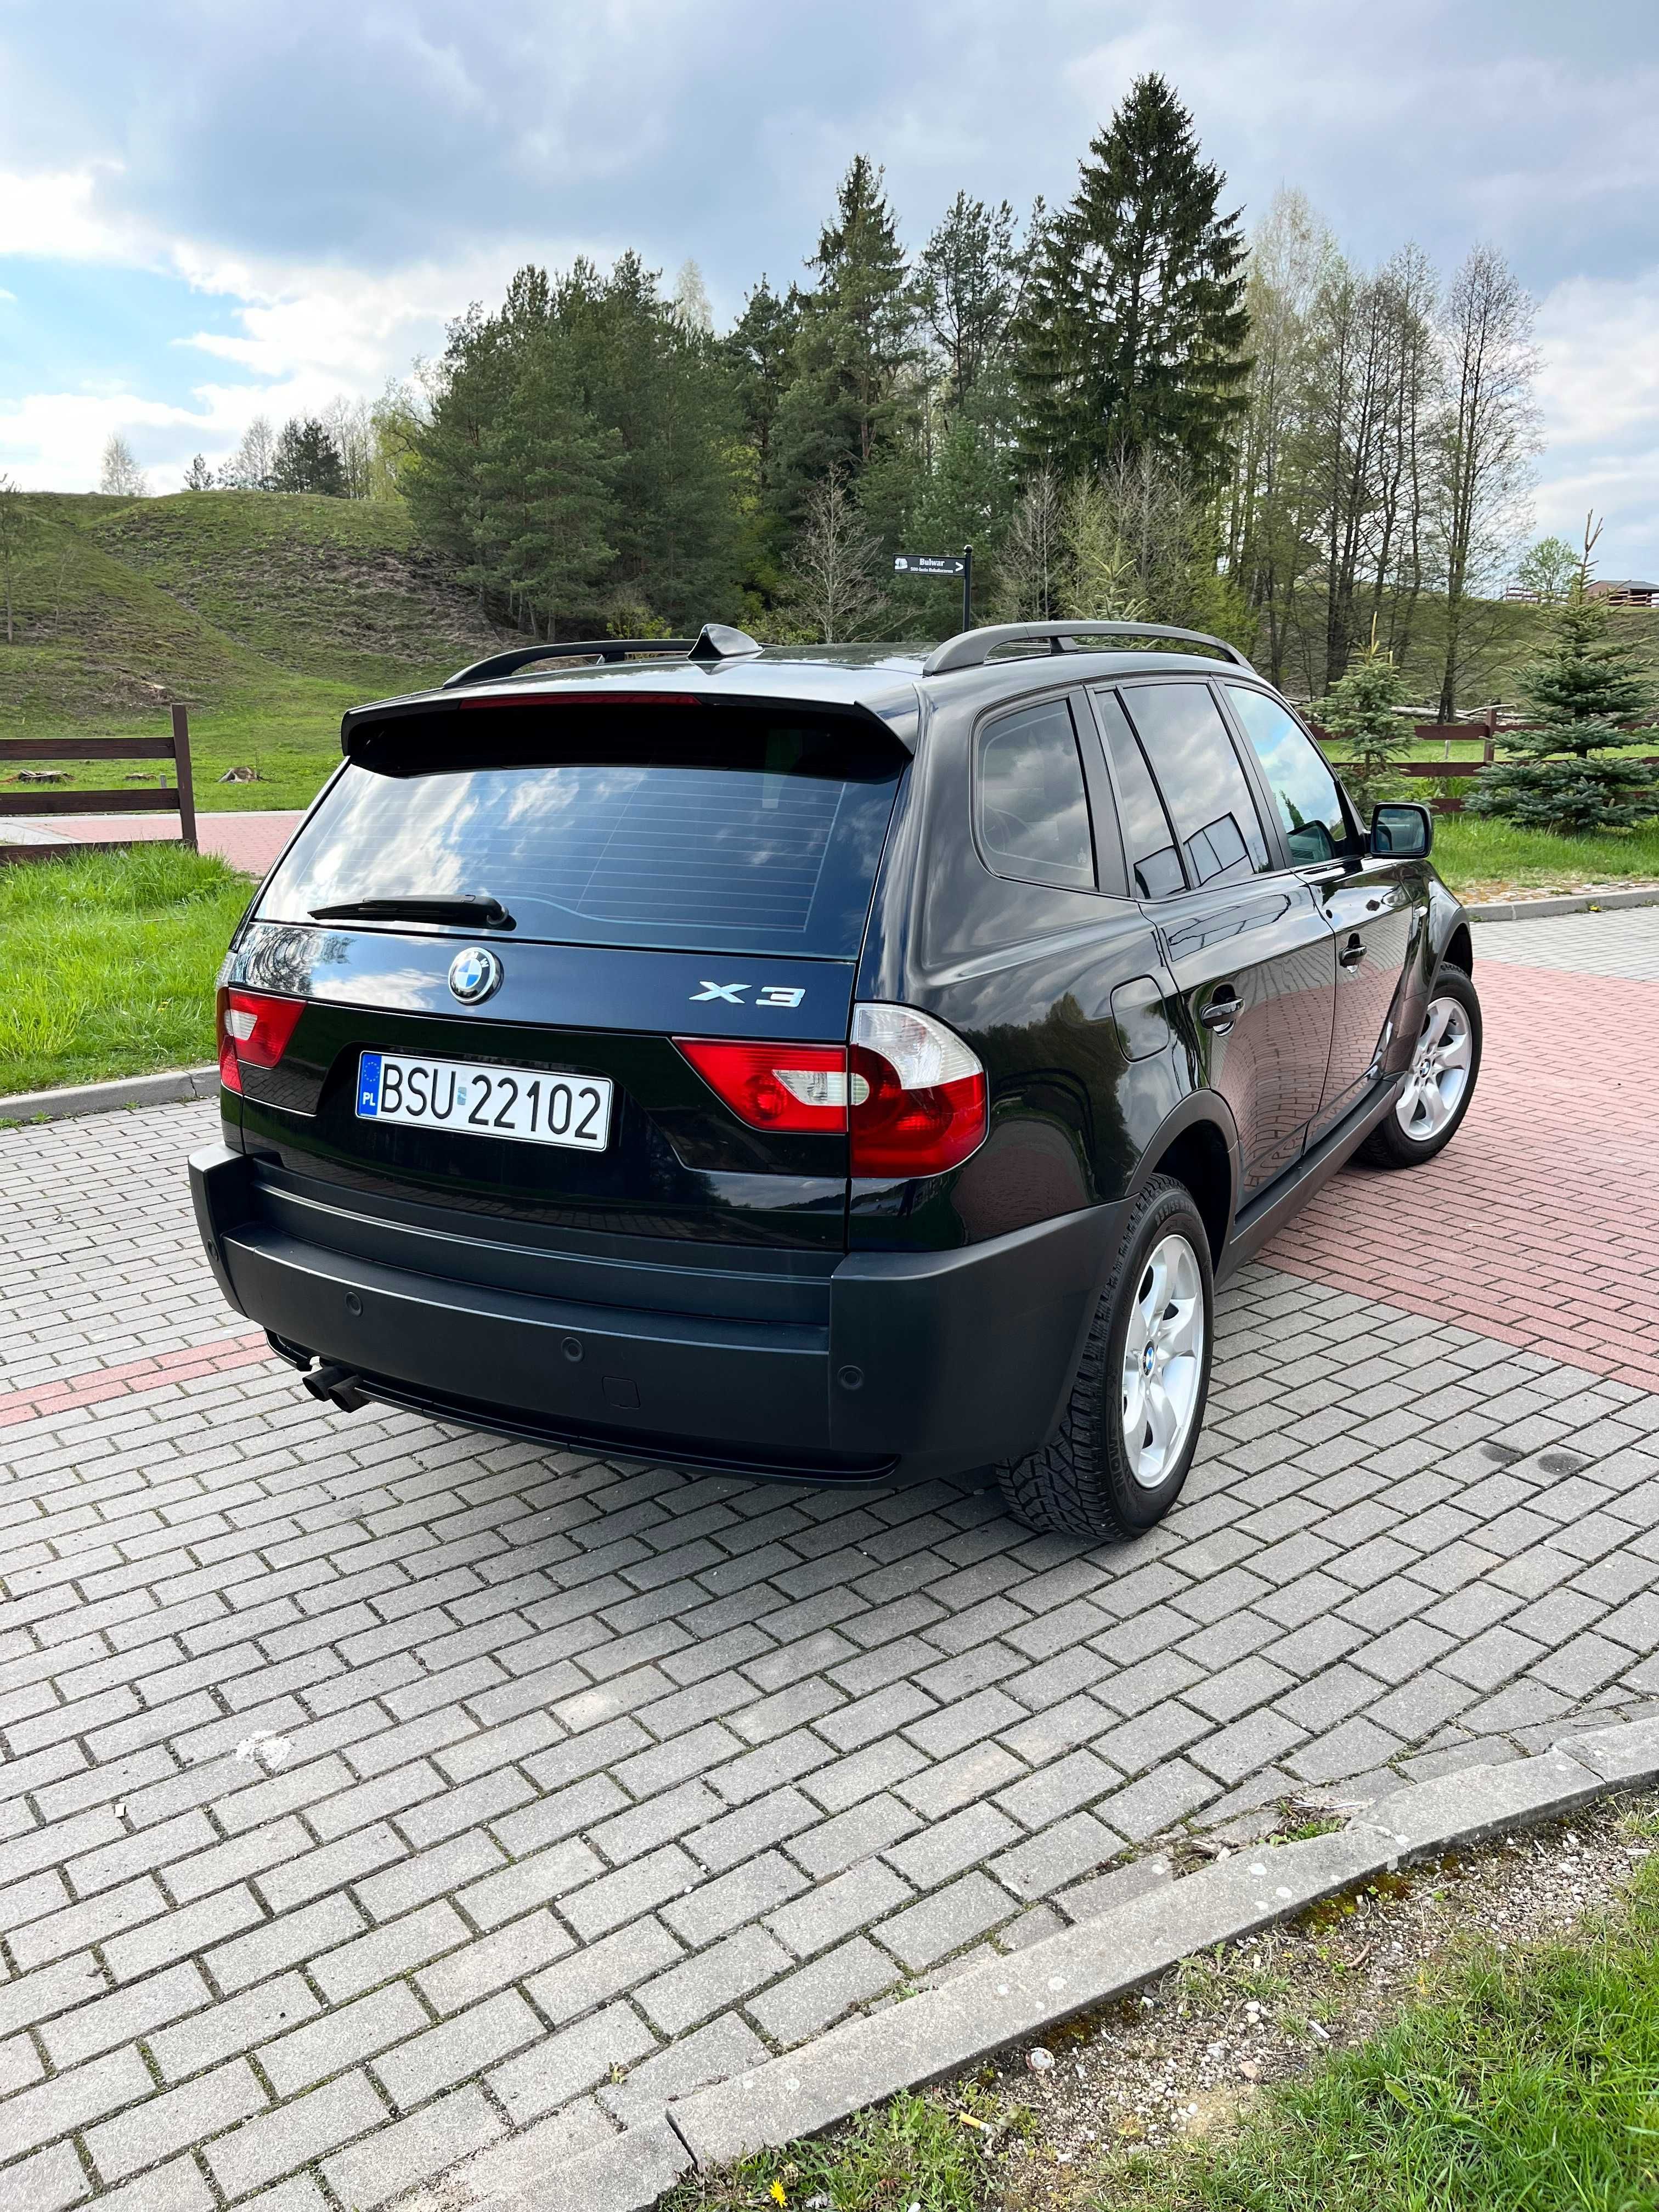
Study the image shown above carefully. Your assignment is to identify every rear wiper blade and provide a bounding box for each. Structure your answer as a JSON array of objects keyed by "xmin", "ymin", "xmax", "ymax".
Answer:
[{"xmin": 309, "ymin": 895, "xmax": 516, "ymax": 930}]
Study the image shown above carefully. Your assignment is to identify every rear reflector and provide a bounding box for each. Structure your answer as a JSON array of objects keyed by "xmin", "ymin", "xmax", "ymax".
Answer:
[
  {"xmin": 216, "ymin": 988, "xmax": 304, "ymax": 1094},
  {"xmin": 674, "ymin": 1005, "xmax": 988, "ymax": 1177}
]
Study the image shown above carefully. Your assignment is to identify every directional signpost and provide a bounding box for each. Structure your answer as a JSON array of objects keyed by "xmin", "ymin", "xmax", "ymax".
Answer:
[{"xmin": 895, "ymin": 545, "xmax": 973, "ymax": 635}]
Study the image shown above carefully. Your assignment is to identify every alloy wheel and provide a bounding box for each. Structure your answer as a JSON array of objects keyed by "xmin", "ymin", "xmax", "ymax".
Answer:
[
  {"xmin": 1395, "ymin": 994, "xmax": 1472, "ymax": 1143},
  {"xmin": 1120, "ymin": 1232, "xmax": 1206, "ymax": 1490}
]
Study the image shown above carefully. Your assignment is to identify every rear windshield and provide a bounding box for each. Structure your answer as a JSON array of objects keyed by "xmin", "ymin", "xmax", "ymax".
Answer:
[{"xmin": 258, "ymin": 710, "xmax": 906, "ymax": 957}]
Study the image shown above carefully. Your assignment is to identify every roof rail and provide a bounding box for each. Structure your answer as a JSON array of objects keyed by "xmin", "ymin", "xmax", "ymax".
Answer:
[
  {"xmin": 921, "ymin": 620, "xmax": 1253, "ymax": 677},
  {"xmin": 442, "ymin": 623, "xmax": 762, "ymax": 690}
]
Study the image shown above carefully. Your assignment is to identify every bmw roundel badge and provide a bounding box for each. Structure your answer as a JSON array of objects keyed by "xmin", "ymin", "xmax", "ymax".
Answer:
[{"xmin": 448, "ymin": 946, "xmax": 503, "ymax": 1005}]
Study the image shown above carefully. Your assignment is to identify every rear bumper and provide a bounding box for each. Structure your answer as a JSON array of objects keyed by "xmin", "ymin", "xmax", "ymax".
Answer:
[{"xmin": 190, "ymin": 1147, "xmax": 1120, "ymax": 1487}]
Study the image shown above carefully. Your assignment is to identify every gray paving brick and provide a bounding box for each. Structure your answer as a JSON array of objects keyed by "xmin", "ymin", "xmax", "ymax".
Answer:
[
  {"xmin": 0, "ymin": 2043, "xmax": 152, "ymax": 2160},
  {"xmin": 86, "ymin": 2057, "xmax": 267, "ymax": 2181},
  {"xmin": 488, "ymin": 1999, "xmax": 658, "ymax": 2126},
  {"xmin": 785, "ymin": 1792, "xmax": 921, "ymax": 1879},
  {"xmin": 524, "ymin": 1915, "xmax": 683, "ymax": 2025},
  {"xmin": 747, "ymin": 1936, "xmax": 897, "ymax": 2044},
  {"xmin": 310, "ymin": 1900, "xmax": 468, "ymax": 2005},
  {"xmin": 204, "ymin": 2070, "xmax": 386, "ymax": 2200},
  {"xmin": 1096, "ymin": 1757, "xmax": 1220, "ymax": 1839},
  {"xmin": 150, "ymin": 1974, "xmax": 321, "ymax": 2083},
  {"xmin": 561, "ymin": 1843, "xmax": 700, "ymax": 1942},
  {"xmin": 661, "ymin": 1850, "xmax": 809, "ymax": 1948},
  {"xmin": 636, "ymin": 1923, "xmax": 793, "ymax": 2035},
  {"xmin": 372, "ymin": 1990, "xmax": 540, "ymax": 2109},
  {"xmin": 765, "ymin": 1860, "xmax": 915, "ymax": 1960},
  {"xmin": 885, "ymin": 1802, "xmax": 1021, "ymax": 1888},
  {"xmin": 38, "ymin": 1962, "xmax": 207, "ymax": 2070},
  {"xmin": 873, "ymin": 1872, "xmax": 1014, "ymax": 1971},
  {"xmin": 259, "ymin": 1981, "xmax": 429, "ymax": 2098},
  {"xmin": 412, "ymin": 1910, "xmax": 573, "ymax": 2015}
]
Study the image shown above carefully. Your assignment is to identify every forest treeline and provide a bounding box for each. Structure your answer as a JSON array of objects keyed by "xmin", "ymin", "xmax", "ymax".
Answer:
[{"xmin": 180, "ymin": 74, "xmax": 1548, "ymax": 714}]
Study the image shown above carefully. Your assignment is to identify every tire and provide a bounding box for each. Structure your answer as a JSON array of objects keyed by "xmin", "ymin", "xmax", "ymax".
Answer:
[
  {"xmin": 1357, "ymin": 964, "xmax": 1482, "ymax": 1170},
  {"xmin": 999, "ymin": 1175, "xmax": 1214, "ymax": 1541}
]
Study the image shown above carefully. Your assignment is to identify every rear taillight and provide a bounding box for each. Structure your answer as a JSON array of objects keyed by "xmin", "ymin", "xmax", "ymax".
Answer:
[
  {"xmin": 848, "ymin": 1003, "xmax": 987, "ymax": 1177},
  {"xmin": 673, "ymin": 1006, "xmax": 988, "ymax": 1177},
  {"xmin": 216, "ymin": 988, "xmax": 304, "ymax": 1094},
  {"xmin": 673, "ymin": 1039, "xmax": 851, "ymax": 1134}
]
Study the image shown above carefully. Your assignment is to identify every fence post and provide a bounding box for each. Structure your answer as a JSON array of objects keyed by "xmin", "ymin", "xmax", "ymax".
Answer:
[
  {"xmin": 1482, "ymin": 706, "xmax": 1497, "ymax": 765},
  {"xmin": 171, "ymin": 703, "xmax": 198, "ymax": 852}
]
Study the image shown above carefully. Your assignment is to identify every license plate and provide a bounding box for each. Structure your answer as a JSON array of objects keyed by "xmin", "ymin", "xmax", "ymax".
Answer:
[{"xmin": 355, "ymin": 1051, "xmax": 612, "ymax": 1151}]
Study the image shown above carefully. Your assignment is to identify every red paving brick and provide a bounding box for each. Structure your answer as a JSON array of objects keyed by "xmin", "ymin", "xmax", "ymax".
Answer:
[
  {"xmin": 1265, "ymin": 957, "xmax": 1659, "ymax": 1391},
  {"xmin": 0, "ymin": 1332, "xmax": 271, "ymax": 1429},
  {"xmin": 32, "ymin": 810, "xmax": 301, "ymax": 877}
]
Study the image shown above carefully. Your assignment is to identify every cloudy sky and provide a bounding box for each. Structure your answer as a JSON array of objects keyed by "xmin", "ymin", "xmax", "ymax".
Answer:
[{"xmin": 3, "ymin": 0, "xmax": 1657, "ymax": 572}]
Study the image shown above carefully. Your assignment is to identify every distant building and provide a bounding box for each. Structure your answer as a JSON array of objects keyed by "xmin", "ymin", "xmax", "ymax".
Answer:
[{"xmin": 1588, "ymin": 579, "xmax": 1659, "ymax": 608}]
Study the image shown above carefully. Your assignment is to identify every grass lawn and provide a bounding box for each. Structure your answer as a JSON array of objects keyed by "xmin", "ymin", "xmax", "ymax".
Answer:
[
  {"xmin": 0, "ymin": 844, "xmax": 250, "ymax": 1101},
  {"xmin": 676, "ymin": 1846, "xmax": 1659, "ymax": 2212},
  {"xmin": 1430, "ymin": 814, "xmax": 1659, "ymax": 899}
]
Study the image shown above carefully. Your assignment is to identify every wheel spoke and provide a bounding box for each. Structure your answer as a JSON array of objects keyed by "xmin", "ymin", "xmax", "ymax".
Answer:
[
  {"xmin": 1159, "ymin": 1295, "xmax": 1203, "ymax": 1362},
  {"xmin": 1422, "ymin": 998, "xmax": 1454, "ymax": 1053}
]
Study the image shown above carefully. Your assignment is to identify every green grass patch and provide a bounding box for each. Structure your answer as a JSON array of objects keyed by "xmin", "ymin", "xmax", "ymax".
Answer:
[
  {"xmin": 1430, "ymin": 813, "xmax": 1659, "ymax": 898},
  {"xmin": 0, "ymin": 844, "xmax": 250, "ymax": 1098},
  {"xmin": 1111, "ymin": 1854, "xmax": 1659, "ymax": 2211},
  {"xmin": 667, "ymin": 2089, "xmax": 1009, "ymax": 2212}
]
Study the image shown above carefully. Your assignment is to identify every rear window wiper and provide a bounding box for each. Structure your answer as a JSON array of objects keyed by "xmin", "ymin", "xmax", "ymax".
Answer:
[{"xmin": 308, "ymin": 896, "xmax": 516, "ymax": 930}]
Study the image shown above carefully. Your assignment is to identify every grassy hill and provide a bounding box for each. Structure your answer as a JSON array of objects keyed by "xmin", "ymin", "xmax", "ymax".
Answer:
[
  {"xmin": 0, "ymin": 492, "xmax": 507, "ymax": 809},
  {"xmin": 2, "ymin": 491, "xmax": 1655, "ymax": 817}
]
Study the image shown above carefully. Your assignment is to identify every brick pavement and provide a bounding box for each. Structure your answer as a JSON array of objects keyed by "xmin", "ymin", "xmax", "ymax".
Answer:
[
  {"xmin": 23, "ymin": 813, "xmax": 302, "ymax": 881},
  {"xmin": 2, "ymin": 910, "xmax": 1657, "ymax": 2207}
]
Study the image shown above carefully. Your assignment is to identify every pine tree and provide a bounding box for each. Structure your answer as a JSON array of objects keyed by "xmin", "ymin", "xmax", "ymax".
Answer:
[
  {"xmin": 182, "ymin": 454, "xmax": 215, "ymax": 491},
  {"xmin": 270, "ymin": 418, "xmax": 347, "ymax": 496},
  {"xmin": 1470, "ymin": 539, "xmax": 1657, "ymax": 834},
  {"xmin": 1313, "ymin": 640, "xmax": 1414, "ymax": 814},
  {"xmin": 1012, "ymin": 75, "xmax": 1250, "ymax": 481},
  {"xmin": 724, "ymin": 278, "xmax": 799, "ymax": 510},
  {"xmin": 774, "ymin": 157, "xmax": 922, "ymax": 515},
  {"xmin": 917, "ymin": 193, "xmax": 1019, "ymax": 417}
]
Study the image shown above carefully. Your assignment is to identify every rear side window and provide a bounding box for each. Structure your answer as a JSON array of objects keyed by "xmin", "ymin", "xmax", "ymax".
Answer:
[
  {"xmin": 1224, "ymin": 684, "xmax": 1357, "ymax": 864},
  {"xmin": 975, "ymin": 698, "xmax": 1095, "ymax": 891},
  {"xmin": 1091, "ymin": 689, "xmax": 1185, "ymax": 901},
  {"xmin": 1121, "ymin": 683, "xmax": 1272, "ymax": 889},
  {"xmin": 257, "ymin": 712, "xmax": 904, "ymax": 957}
]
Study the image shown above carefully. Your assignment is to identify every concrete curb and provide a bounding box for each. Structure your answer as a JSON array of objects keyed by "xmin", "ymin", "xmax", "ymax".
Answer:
[
  {"xmin": 404, "ymin": 1712, "xmax": 1659, "ymax": 2211},
  {"xmin": 1466, "ymin": 883, "xmax": 1659, "ymax": 922},
  {"xmin": 0, "ymin": 1064, "xmax": 218, "ymax": 1125}
]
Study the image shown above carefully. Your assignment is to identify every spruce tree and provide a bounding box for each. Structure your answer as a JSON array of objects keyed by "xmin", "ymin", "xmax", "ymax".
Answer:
[
  {"xmin": 1470, "ymin": 574, "xmax": 1657, "ymax": 835},
  {"xmin": 1012, "ymin": 74, "xmax": 1250, "ymax": 481},
  {"xmin": 1313, "ymin": 643, "xmax": 1414, "ymax": 815},
  {"xmin": 774, "ymin": 157, "xmax": 922, "ymax": 517}
]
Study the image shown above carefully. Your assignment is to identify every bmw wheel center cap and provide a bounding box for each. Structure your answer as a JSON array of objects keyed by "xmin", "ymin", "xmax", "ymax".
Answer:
[{"xmin": 448, "ymin": 946, "xmax": 503, "ymax": 1005}]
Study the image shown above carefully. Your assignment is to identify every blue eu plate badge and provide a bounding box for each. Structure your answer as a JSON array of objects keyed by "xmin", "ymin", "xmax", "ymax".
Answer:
[{"xmin": 358, "ymin": 1053, "xmax": 383, "ymax": 1116}]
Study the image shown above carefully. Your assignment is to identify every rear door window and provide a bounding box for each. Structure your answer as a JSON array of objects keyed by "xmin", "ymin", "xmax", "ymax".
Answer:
[
  {"xmin": 975, "ymin": 697, "xmax": 1096, "ymax": 891},
  {"xmin": 1120, "ymin": 682, "xmax": 1273, "ymax": 888},
  {"xmin": 1091, "ymin": 689, "xmax": 1185, "ymax": 900},
  {"xmin": 1223, "ymin": 684, "xmax": 1357, "ymax": 864},
  {"xmin": 256, "ymin": 712, "xmax": 905, "ymax": 958}
]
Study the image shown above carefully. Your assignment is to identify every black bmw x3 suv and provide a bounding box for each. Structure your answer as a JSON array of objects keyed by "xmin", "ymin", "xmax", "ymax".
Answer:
[{"xmin": 191, "ymin": 619, "xmax": 1481, "ymax": 1540}]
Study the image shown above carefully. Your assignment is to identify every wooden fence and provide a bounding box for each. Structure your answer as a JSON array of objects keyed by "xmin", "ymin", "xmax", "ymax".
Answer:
[{"xmin": 0, "ymin": 704, "xmax": 198, "ymax": 865}]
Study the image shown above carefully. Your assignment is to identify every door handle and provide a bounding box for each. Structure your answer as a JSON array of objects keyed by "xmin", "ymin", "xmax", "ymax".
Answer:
[
  {"xmin": 1199, "ymin": 991, "xmax": 1244, "ymax": 1031},
  {"xmin": 1339, "ymin": 938, "xmax": 1367, "ymax": 969}
]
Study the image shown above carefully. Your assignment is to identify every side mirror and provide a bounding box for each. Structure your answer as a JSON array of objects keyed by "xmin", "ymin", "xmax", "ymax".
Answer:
[{"xmin": 1370, "ymin": 802, "xmax": 1432, "ymax": 859}]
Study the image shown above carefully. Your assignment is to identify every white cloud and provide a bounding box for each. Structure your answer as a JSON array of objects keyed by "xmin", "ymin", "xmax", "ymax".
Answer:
[{"xmin": 1533, "ymin": 267, "xmax": 1659, "ymax": 572}]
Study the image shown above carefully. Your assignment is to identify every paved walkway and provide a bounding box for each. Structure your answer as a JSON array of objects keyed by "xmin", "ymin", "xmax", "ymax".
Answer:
[
  {"xmin": 1, "ymin": 910, "xmax": 1657, "ymax": 2208},
  {"xmin": 15, "ymin": 812, "xmax": 302, "ymax": 880}
]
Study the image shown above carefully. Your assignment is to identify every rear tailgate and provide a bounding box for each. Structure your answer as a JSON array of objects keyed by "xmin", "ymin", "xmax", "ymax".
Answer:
[{"xmin": 224, "ymin": 699, "xmax": 906, "ymax": 1251}]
